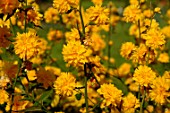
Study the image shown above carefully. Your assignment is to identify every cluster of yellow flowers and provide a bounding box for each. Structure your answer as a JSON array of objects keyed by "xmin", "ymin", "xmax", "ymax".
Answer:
[{"xmin": 0, "ymin": 0, "xmax": 170, "ymax": 112}]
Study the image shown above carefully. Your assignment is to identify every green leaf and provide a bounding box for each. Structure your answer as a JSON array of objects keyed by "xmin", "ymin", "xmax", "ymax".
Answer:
[
  {"xmin": 37, "ymin": 89, "xmax": 53, "ymax": 102},
  {"xmin": 75, "ymin": 93, "xmax": 82, "ymax": 100},
  {"xmin": 112, "ymin": 77, "xmax": 128, "ymax": 95}
]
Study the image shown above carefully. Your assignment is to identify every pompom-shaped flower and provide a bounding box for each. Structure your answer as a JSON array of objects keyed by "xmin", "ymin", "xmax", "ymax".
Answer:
[
  {"xmin": 149, "ymin": 76, "xmax": 170, "ymax": 105},
  {"xmin": 86, "ymin": 5, "xmax": 109, "ymax": 25},
  {"xmin": 133, "ymin": 65, "xmax": 156, "ymax": 87},
  {"xmin": 54, "ymin": 72, "xmax": 76, "ymax": 96},
  {"xmin": 142, "ymin": 28, "xmax": 165, "ymax": 49},
  {"xmin": 0, "ymin": 0, "xmax": 19, "ymax": 14},
  {"xmin": 120, "ymin": 42, "xmax": 135, "ymax": 59},
  {"xmin": 97, "ymin": 83, "xmax": 122, "ymax": 108},
  {"xmin": 53, "ymin": 0, "xmax": 79, "ymax": 13},
  {"xmin": 65, "ymin": 28, "xmax": 80, "ymax": 42},
  {"xmin": 123, "ymin": 5, "xmax": 143, "ymax": 23},
  {"xmin": 44, "ymin": 7, "xmax": 59, "ymax": 24},
  {"xmin": 13, "ymin": 31, "xmax": 44, "ymax": 60},
  {"xmin": 121, "ymin": 93, "xmax": 140, "ymax": 113},
  {"xmin": 62, "ymin": 40, "xmax": 92, "ymax": 67}
]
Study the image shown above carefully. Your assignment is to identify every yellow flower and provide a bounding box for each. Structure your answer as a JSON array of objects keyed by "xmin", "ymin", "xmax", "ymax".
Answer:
[
  {"xmin": 162, "ymin": 26, "xmax": 170, "ymax": 38},
  {"xmin": 91, "ymin": 0, "xmax": 103, "ymax": 5},
  {"xmin": 118, "ymin": 63, "xmax": 131, "ymax": 77},
  {"xmin": 53, "ymin": 0, "xmax": 79, "ymax": 13},
  {"xmin": 62, "ymin": 40, "xmax": 92, "ymax": 67},
  {"xmin": 0, "ymin": 0, "xmax": 19, "ymax": 14},
  {"xmin": 65, "ymin": 28, "xmax": 80, "ymax": 42},
  {"xmin": 120, "ymin": 42, "xmax": 135, "ymax": 59},
  {"xmin": 90, "ymin": 33, "xmax": 105, "ymax": 52},
  {"xmin": 44, "ymin": 7, "xmax": 59, "ymax": 24},
  {"xmin": 47, "ymin": 29, "xmax": 63, "ymax": 41},
  {"xmin": 54, "ymin": 72, "xmax": 76, "ymax": 96},
  {"xmin": 154, "ymin": 7, "xmax": 161, "ymax": 13},
  {"xmin": 143, "ymin": 9, "xmax": 154, "ymax": 18},
  {"xmin": 86, "ymin": 5, "xmax": 109, "ymax": 25},
  {"xmin": 123, "ymin": 5, "xmax": 143, "ymax": 23},
  {"xmin": 130, "ymin": 44, "xmax": 148, "ymax": 64},
  {"xmin": 142, "ymin": 28, "xmax": 165, "ymax": 49},
  {"xmin": 149, "ymin": 76, "xmax": 170, "ymax": 105},
  {"xmin": 13, "ymin": 31, "xmax": 44, "ymax": 60},
  {"xmin": 158, "ymin": 53, "xmax": 169, "ymax": 63},
  {"xmin": 121, "ymin": 93, "xmax": 140, "ymax": 113},
  {"xmin": 27, "ymin": 70, "xmax": 37, "ymax": 81},
  {"xmin": 0, "ymin": 75, "xmax": 10, "ymax": 88},
  {"xmin": 45, "ymin": 66, "xmax": 61, "ymax": 76},
  {"xmin": 97, "ymin": 83, "xmax": 122, "ymax": 108},
  {"xmin": 0, "ymin": 89, "xmax": 9, "ymax": 105},
  {"xmin": 17, "ymin": 8, "xmax": 43, "ymax": 27},
  {"xmin": 133, "ymin": 65, "xmax": 156, "ymax": 87}
]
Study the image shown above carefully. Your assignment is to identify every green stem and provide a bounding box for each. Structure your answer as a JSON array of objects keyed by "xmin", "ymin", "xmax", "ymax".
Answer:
[
  {"xmin": 84, "ymin": 64, "xmax": 89, "ymax": 113},
  {"xmin": 24, "ymin": 0, "xmax": 27, "ymax": 32},
  {"xmin": 138, "ymin": 20, "xmax": 141, "ymax": 43},
  {"xmin": 139, "ymin": 87, "xmax": 146, "ymax": 113},
  {"xmin": 79, "ymin": 1, "xmax": 89, "ymax": 112},
  {"xmin": 10, "ymin": 18, "xmax": 16, "ymax": 36},
  {"xmin": 107, "ymin": 21, "xmax": 112, "ymax": 69},
  {"xmin": 79, "ymin": 0, "xmax": 85, "ymax": 37}
]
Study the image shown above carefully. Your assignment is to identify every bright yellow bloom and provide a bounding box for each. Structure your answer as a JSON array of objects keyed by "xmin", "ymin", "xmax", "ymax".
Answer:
[
  {"xmin": 0, "ymin": 89, "xmax": 9, "ymax": 105},
  {"xmin": 154, "ymin": 7, "xmax": 161, "ymax": 13},
  {"xmin": 97, "ymin": 83, "xmax": 122, "ymax": 108},
  {"xmin": 162, "ymin": 26, "xmax": 170, "ymax": 38},
  {"xmin": 86, "ymin": 5, "xmax": 109, "ymax": 25},
  {"xmin": 53, "ymin": 0, "xmax": 79, "ymax": 13},
  {"xmin": 13, "ymin": 31, "xmax": 44, "ymax": 60},
  {"xmin": 149, "ymin": 76, "xmax": 170, "ymax": 105},
  {"xmin": 45, "ymin": 66, "xmax": 61, "ymax": 76},
  {"xmin": 121, "ymin": 93, "xmax": 140, "ymax": 113},
  {"xmin": 62, "ymin": 40, "xmax": 92, "ymax": 67},
  {"xmin": 130, "ymin": 44, "xmax": 148, "ymax": 64},
  {"xmin": 123, "ymin": 5, "xmax": 143, "ymax": 23},
  {"xmin": 0, "ymin": 75, "xmax": 10, "ymax": 88},
  {"xmin": 120, "ymin": 42, "xmax": 135, "ymax": 59},
  {"xmin": 118, "ymin": 63, "xmax": 131, "ymax": 77},
  {"xmin": 91, "ymin": 0, "xmax": 103, "ymax": 5},
  {"xmin": 47, "ymin": 29, "xmax": 63, "ymax": 41},
  {"xmin": 27, "ymin": 70, "xmax": 37, "ymax": 81},
  {"xmin": 143, "ymin": 9, "xmax": 154, "ymax": 18},
  {"xmin": 0, "ymin": 0, "xmax": 19, "ymax": 14},
  {"xmin": 90, "ymin": 33, "xmax": 105, "ymax": 52},
  {"xmin": 158, "ymin": 53, "xmax": 169, "ymax": 63},
  {"xmin": 17, "ymin": 8, "xmax": 43, "ymax": 27},
  {"xmin": 65, "ymin": 28, "xmax": 80, "ymax": 42},
  {"xmin": 142, "ymin": 28, "xmax": 165, "ymax": 49},
  {"xmin": 44, "ymin": 7, "xmax": 59, "ymax": 23},
  {"xmin": 54, "ymin": 72, "xmax": 76, "ymax": 96},
  {"xmin": 133, "ymin": 65, "xmax": 156, "ymax": 87}
]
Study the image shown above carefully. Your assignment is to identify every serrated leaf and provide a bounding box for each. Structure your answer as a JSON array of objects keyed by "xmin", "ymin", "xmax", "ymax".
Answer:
[
  {"xmin": 112, "ymin": 77, "xmax": 128, "ymax": 95},
  {"xmin": 75, "ymin": 93, "xmax": 82, "ymax": 100}
]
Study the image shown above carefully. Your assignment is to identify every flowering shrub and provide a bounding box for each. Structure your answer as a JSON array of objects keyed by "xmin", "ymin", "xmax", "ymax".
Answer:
[{"xmin": 0, "ymin": 0, "xmax": 170, "ymax": 113}]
